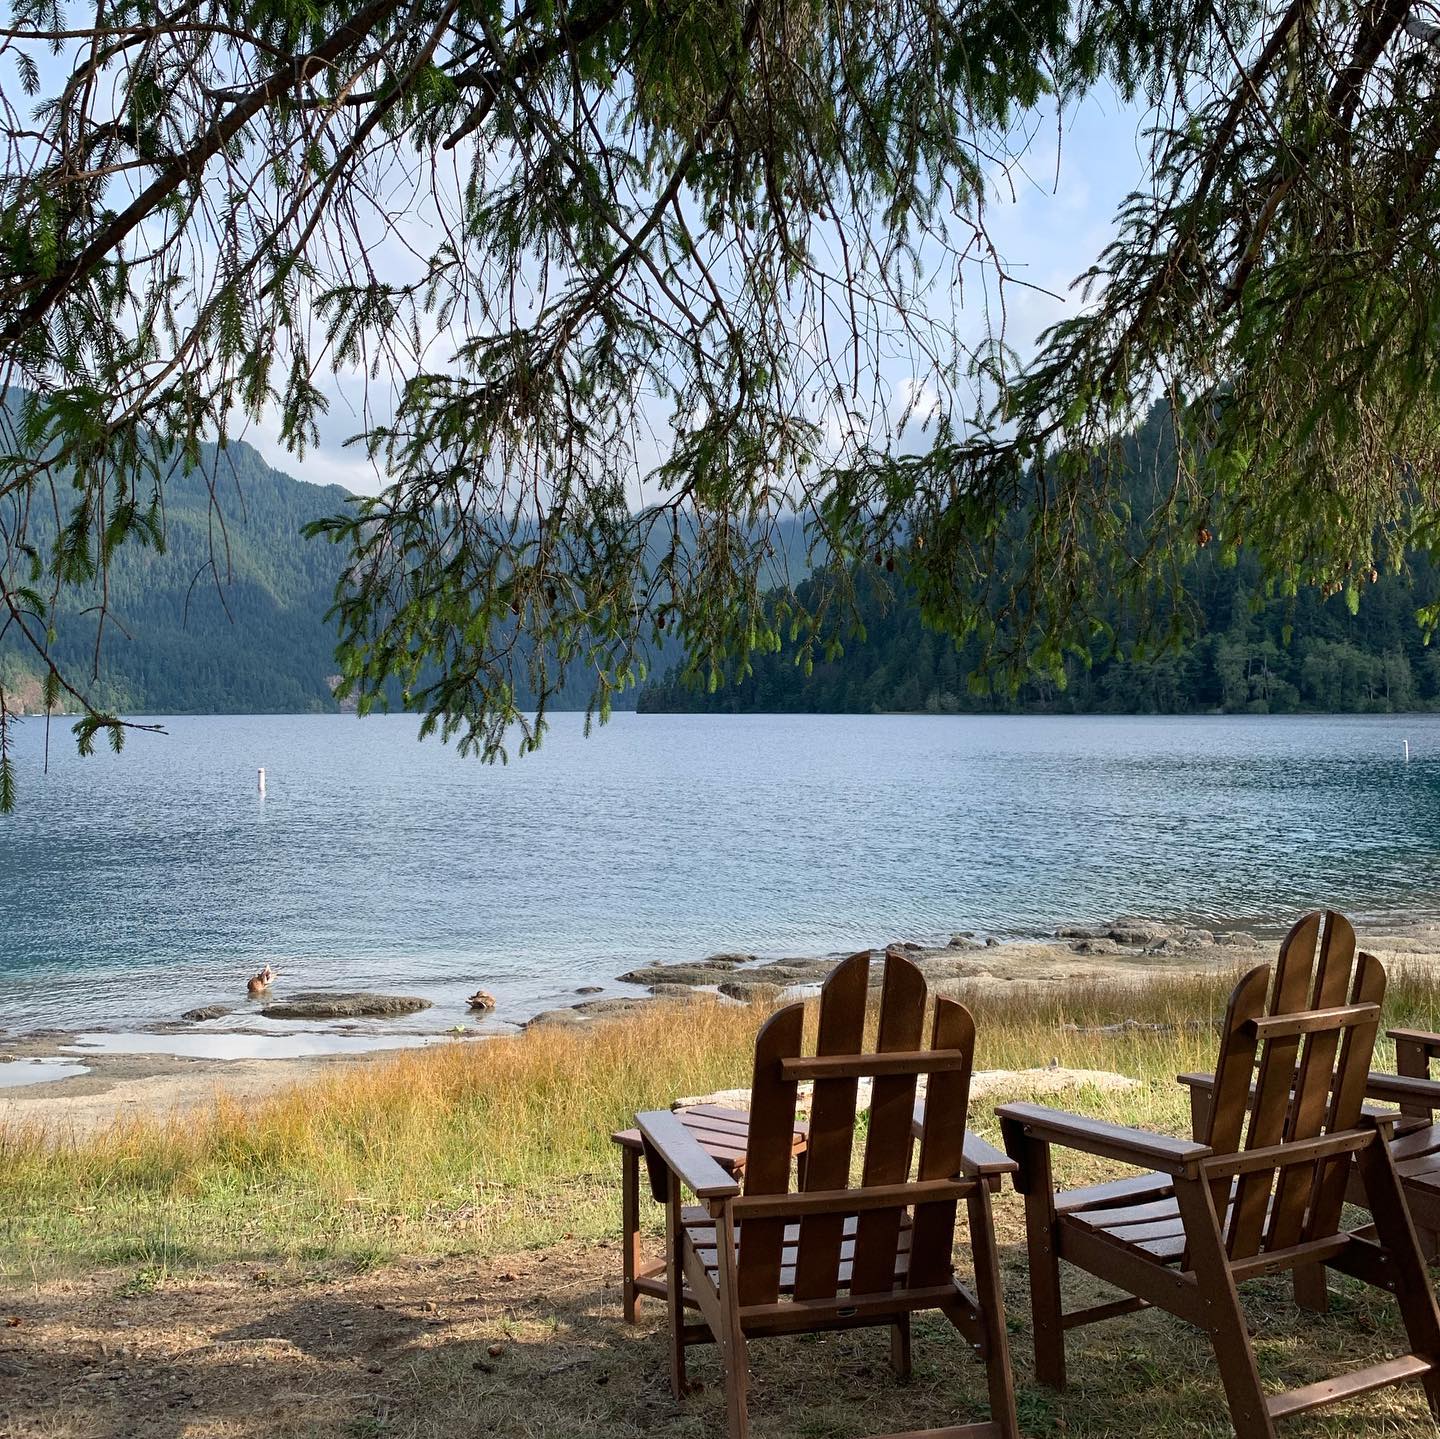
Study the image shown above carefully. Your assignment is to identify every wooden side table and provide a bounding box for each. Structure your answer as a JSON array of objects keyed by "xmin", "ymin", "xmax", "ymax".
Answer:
[{"xmin": 612, "ymin": 1104, "xmax": 808, "ymax": 1322}]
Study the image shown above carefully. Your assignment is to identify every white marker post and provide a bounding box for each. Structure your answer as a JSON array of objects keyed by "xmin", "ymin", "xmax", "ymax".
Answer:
[
  {"xmin": 258, "ymin": 767, "xmax": 267, "ymax": 796},
  {"xmin": 1404, "ymin": 740, "xmax": 1411, "ymax": 764}
]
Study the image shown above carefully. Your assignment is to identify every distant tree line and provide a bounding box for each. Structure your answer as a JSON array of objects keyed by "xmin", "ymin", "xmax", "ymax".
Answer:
[{"xmin": 641, "ymin": 552, "xmax": 1440, "ymax": 716}]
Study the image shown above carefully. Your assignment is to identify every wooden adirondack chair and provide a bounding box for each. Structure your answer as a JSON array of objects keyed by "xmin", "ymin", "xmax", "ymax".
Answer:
[
  {"xmin": 636, "ymin": 949, "xmax": 1020, "ymax": 1439},
  {"xmin": 1180, "ymin": 911, "xmax": 1421, "ymax": 1310},
  {"xmin": 998, "ymin": 913, "xmax": 1440, "ymax": 1439}
]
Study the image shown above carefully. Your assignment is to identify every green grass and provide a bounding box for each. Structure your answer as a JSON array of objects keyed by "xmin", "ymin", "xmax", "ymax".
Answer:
[{"xmin": 4, "ymin": 965, "xmax": 1440, "ymax": 1280}]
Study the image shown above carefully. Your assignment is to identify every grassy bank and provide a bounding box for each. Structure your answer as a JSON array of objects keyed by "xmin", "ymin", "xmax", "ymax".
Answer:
[
  {"xmin": 4, "ymin": 965, "xmax": 1440, "ymax": 1279},
  {"xmin": 7, "ymin": 965, "xmax": 1440, "ymax": 1438}
]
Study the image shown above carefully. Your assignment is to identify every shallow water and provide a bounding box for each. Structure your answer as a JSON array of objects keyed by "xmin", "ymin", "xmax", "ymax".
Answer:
[
  {"xmin": 62, "ymin": 1031, "xmax": 448, "ymax": 1061},
  {"xmin": 0, "ymin": 1058, "xmax": 91, "ymax": 1088},
  {"xmin": 2, "ymin": 711, "xmax": 1438, "ymax": 1034}
]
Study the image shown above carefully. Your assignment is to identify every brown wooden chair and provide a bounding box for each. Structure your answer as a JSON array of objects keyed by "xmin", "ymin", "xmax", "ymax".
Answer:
[
  {"xmin": 999, "ymin": 913, "xmax": 1440, "ymax": 1439},
  {"xmin": 636, "ymin": 949, "xmax": 1020, "ymax": 1439},
  {"xmin": 1181, "ymin": 912, "xmax": 1427, "ymax": 1308}
]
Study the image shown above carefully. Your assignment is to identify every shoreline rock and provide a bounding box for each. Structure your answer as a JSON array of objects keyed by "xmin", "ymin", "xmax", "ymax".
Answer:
[
  {"xmin": 525, "ymin": 1008, "xmax": 587, "ymax": 1029},
  {"xmin": 260, "ymin": 992, "xmax": 432, "ymax": 1021},
  {"xmin": 617, "ymin": 956, "xmax": 757, "ymax": 986}
]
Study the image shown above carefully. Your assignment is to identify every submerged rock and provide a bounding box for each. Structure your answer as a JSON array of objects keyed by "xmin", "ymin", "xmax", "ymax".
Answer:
[
  {"xmin": 745, "ymin": 958, "xmax": 840, "ymax": 984},
  {"xmin": 618, "ymin": 955, "xmax": 755, "ymax": 986},
  {"xmin": 181, "ymin": 1004, "xmax": 234, "ymax": 1022},
  {"xmin": 617, "ymin": 965, "xmax": 710, "ymax": 988},
  {"xmin": 1056, "ymin": 924, "xmax": 1107, "ymax": 940},
  {"xmin": 1108, "ymin": 921, "xmax": 1174, "ymax": 946},
  {"xmin": 574, "ymin": 985, "xmax": 604, "ymax": 996},
  {"xmin": 261, "ymin": 991, "xmax": 432, "ymax": 1020}
]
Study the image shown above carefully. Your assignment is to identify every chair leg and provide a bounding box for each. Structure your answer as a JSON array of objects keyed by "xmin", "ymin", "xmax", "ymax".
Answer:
[
  {"xmin": 621, "ymin": 1143, "xmax": 642, "ymax": 1324},
  {"xmin": 1015, "ymin": 1137, "xmax": 1066, "ymax": 1390},
  {"xmin": 1172, "ymin": 1178, "xmax": 1277, "ymax": 1439},
  {"xmin": 889, "ymin": 1314, "xmax": 912, "ymax": 1380},
  {"xmin": 1354, "ymin": 1137, "xmax": 1440, "ymax": 1419},
  {"xmin": 968, "ymin": 1181, "xmax": 1021, "ymax": 1439},
  {"xmin": 664, "ymin": 1177, "xmax": 690, "ymax": 1398},
  {"xmin": 1292, "ymin": 1262, "xmax": 1328, "ymax": 1313},
  {"xmin": 713, "ymin": 1205, "xmax": 750, "ymax": 1439},
  {"xmin": 721, "ymin": 1341, "xmax": 750, "ymax": 1439}
]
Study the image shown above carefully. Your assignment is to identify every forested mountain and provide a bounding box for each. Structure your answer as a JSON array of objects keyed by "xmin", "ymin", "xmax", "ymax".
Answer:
[
  {"xmin": 0, "ymin": 438, "xmax": 655, "ymax": 716},
  {"xmin": 4, "ymin": 412, "xmax": 1436, "ymax": 719},
  {"xmin": 642, "ymin": 400, "xmax": 1440, "ymax": 718},
  {"xmin": 0, "ymin": 440, "xmax": 354, "ymax": 714}
]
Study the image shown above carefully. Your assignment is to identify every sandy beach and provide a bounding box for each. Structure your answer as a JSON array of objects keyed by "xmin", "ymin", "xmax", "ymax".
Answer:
[{"xmin": 6, "ymin": 913, "xmax": 1440, "ymax": 1136}]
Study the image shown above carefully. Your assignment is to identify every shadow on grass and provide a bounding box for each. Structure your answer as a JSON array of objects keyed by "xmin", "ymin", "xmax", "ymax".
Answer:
[{"xmin": 2, "ymin": 1227, "xmax": 1438, "ymax": 1439}]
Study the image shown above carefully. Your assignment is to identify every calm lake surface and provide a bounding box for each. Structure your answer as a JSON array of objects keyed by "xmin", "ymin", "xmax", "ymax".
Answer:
[{"xmin": 1, "ymin": 711, "xmax": 1439, "ymax": 1035}]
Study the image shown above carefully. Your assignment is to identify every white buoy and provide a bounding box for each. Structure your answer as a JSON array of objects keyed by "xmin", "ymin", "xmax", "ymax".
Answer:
[
  {"xmin": 1404, "ymin": 740, "xmax": 1411, "ymax": 763},
  {"xmin": 257, "ymin": 767, "xmax": 267, "ymax": 796}
]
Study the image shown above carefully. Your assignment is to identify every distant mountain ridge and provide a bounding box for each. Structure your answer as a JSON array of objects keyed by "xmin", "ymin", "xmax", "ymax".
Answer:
[
  {"xmin": 6, "ymin": 414, "xmax": 1437, "ymax": 720},
  {"xmin": 1, "ymin": 439, "xmax": 353, "ymax": 714},
  {"xmin": 0, "ymin": 439, "xmax": 723, "ymax": 717}
]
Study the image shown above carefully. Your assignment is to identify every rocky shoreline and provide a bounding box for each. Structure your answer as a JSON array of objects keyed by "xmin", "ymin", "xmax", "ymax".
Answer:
[{"xmin": 6, "ymin": 913, "xmax": 1440, "ymax": 1134}]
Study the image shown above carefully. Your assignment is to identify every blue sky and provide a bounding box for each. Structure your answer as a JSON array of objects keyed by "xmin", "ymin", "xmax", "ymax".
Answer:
[{"xmin": 237, "ymin": 87, "xmax": 1151, "ymax": 497}]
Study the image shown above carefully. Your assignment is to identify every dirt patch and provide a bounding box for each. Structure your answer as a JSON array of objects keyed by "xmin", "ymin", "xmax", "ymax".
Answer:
[{"xmin": 1, "ymin": 1193, "xmax": 1436, "ymax": 1438}]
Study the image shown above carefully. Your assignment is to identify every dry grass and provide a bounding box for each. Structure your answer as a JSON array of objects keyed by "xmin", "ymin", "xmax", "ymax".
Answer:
[{"xmin": 5, "ymin": 966, "xmax": 1440, "ymax": 1436}]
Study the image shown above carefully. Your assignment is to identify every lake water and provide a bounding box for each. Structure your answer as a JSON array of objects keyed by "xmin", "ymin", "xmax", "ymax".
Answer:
[{"xmin": 1, "ymin": 712, "xmax": 1438, "ymax": 1037}]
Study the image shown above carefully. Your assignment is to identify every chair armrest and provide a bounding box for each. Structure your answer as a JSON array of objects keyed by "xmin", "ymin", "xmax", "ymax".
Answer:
[
  {"xmin": 1366, "ymin": 1071, "xmax": 1440, "ymax": 1112},
  {"xmin": 997, "ymin": 1102, "xmax": 1211, "ymax": 1177},
  {"xmin": 1177, "ymin": 1071, "xmax": 1216, "ymax": 1092},
  {"xmin": 963, "ymin": 1129, "xmax": 1019, "ymax": 1180},
  {"xmin": 909, "ymin": 1101, "xmax": 1018, "ymax": 1186},
  {"xmin": 1389, "ymin": 1027, "xmax": 1440, "ymax": 1058},
  {"xmin": 636, "ymin": 1109, "xmax": 742, "ymax": 1205}
]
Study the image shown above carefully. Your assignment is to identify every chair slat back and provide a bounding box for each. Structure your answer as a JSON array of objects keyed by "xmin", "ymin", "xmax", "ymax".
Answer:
[
  {"xmin": 849, "ymin": 955, "xmax": 928, "ymax": 1295},
  {"xmin": 1204, "ymin": 912, "xmax": 1385, "ymax": 1261},
  {"xmin": 737, "ymin": 950, "xmax": 976, "ymax": 1307},
  {"xmin": 736, "ymin": 1002, "xmax": 804, "ymax": 1306},
  {"xmin": 791, "ymin": 951, "xmax": 869, "ymax": 1300},
  {"xmin": 907, "ymin": 994, "xmax": 976, "ymax": 1288}
]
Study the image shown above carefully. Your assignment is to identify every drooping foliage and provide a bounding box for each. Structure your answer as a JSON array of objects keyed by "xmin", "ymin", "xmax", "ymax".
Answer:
[{"xmin": 2, "ymin": 0, "xmax": 1439, "ymax": 807}]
